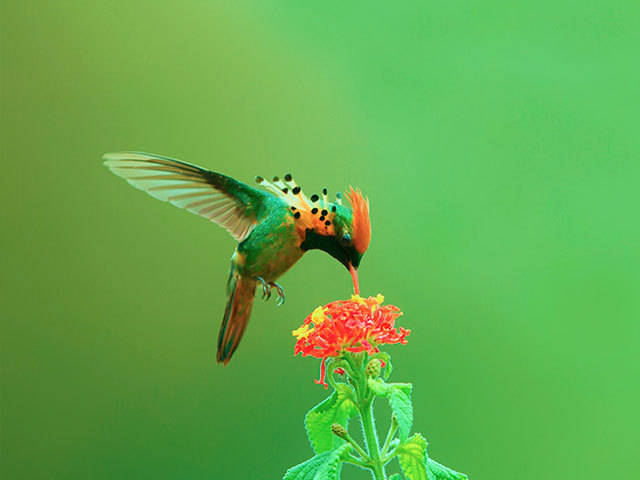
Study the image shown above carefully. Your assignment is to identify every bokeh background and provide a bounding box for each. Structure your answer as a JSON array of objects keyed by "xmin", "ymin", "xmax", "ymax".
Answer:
[{"xmin": 2, "ymin": 1, "xmax": 639, "ymax": 478}]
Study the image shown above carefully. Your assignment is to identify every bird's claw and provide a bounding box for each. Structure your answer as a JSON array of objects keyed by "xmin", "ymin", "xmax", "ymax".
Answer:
[
  {"xmin": 256, "ymin": 277, "xmax": 271, "ymax": 300},
  {"xmin": 256, "ymin": 278, "xmax": 284, "ymax": 305},
  {"xmin": 270, "ymin": 282, "xmax": 286, "ymax": 306}
]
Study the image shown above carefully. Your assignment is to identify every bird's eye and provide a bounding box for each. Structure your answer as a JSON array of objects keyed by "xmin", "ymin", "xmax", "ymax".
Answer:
[{"xmin": 342, "ymin": 233, "xmax": 351, "ymax": 244}]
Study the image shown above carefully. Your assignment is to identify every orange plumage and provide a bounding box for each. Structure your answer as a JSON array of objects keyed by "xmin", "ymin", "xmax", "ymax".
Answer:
[{"xmin": 346, "ymin": 187, "xmax": 371, "ymax": 255}]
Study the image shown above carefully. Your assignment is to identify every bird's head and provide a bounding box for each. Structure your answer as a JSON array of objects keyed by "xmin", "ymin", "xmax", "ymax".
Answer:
[
  {"xmin": 298, "ymin": 187, "xmax": 371, "ymax": 292},
  {"xmin": 255, "ymin": 174, "xmax": 371, "ymax": 292}
]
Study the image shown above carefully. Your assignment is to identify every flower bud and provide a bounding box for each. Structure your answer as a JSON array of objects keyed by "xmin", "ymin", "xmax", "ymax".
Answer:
[
  {"xmin": 331, "ymin": 423, "xmax": 348, "ymax": 439},
  {"xmin": 365, "ymin": 358, "xmax": 382, "ymax": 378}
]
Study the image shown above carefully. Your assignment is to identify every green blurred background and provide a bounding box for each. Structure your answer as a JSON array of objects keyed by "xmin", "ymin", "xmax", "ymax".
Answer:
[{"xmin": 2, "ymin": 1, "xmax": 639, "ymax": 478}]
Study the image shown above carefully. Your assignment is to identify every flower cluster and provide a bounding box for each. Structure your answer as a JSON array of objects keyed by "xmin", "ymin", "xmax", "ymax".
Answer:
[{"xmin": 293, "ymin": 294, "xmax": 410, "ymax": 386}]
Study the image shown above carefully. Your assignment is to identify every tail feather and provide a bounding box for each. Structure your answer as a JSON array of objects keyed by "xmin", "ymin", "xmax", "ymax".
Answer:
[{"xmin": 217, "ymin": 271, "xmax": 257, "ymax": 365}]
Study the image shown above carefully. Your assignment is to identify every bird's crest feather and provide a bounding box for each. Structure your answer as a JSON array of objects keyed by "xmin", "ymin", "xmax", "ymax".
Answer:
[{"xmin": 346, "ymin": 186, "xmax": 371, "ymax": 254}]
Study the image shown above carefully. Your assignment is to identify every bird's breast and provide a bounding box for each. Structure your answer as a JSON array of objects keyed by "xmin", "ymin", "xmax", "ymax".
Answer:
[{"xmin": 236, "ymin": 214, "xmax": 304, "ymax": 282}]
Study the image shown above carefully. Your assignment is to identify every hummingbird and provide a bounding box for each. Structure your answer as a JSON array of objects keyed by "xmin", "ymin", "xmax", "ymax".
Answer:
[{"xmin": 103, "ymin": 152, "xmax": 371, "ymax": 364}]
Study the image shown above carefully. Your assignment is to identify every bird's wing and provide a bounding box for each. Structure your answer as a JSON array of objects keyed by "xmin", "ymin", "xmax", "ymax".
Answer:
[{"xmin": 103, "ymin": 152, "xmax": 275, "ymax": 242}]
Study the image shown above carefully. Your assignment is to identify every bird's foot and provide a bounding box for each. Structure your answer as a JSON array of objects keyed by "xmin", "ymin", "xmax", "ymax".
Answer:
[
  {"xmin": 256, "ymin": 277, "xmax": 272, "ymax": 300},
  {"xmin": 270, "ymin": 282, "xmax": 286, "ymax": 306}
]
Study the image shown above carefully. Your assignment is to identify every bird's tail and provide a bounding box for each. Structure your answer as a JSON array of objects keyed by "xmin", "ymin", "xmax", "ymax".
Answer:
[{"xmin": 216, "ymin": 269, "xmax": 257, "ymax": 365}]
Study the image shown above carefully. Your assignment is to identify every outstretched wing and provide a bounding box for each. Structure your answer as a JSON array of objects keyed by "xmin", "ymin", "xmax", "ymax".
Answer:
[{"xmin": 103, "ymin": 152, "xmax": 272, "ymax": 242}]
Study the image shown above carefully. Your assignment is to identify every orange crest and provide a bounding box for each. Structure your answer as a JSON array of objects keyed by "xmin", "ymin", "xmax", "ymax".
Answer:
[{"xmin": 346, "ymin": 186, "xmax": 371, "ymax": 254}]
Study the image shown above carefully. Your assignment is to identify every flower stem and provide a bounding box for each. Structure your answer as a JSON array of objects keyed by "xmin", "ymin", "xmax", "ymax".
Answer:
[
  {"xmin": 343, "ymin": 455, "xmax": 370, "ymax": 468},
  {"xmin": 348, "ymin": 353, "xmax": 386, "ymax": 480},
  {"xmin": 359, "ymin": 398, "xmax": 386, "ymax": 480},
  {"xmin": 381, "ymin": 416, "xmax": 398, "ymax": 457},
  {"xmin": 343, "ymin": 432, "xmax": 371, "ymax": 463}
]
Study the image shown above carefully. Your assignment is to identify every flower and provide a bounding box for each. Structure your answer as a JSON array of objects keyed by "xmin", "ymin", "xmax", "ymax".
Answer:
[{"xmin": 292, "ymin": 294, "xmax": 410, "ymax": 387}]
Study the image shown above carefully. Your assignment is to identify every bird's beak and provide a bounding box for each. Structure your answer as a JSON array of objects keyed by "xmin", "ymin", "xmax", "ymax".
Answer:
[{"xmin": 349, "ymin": 263, "xmax": 360, "ymax": 295}]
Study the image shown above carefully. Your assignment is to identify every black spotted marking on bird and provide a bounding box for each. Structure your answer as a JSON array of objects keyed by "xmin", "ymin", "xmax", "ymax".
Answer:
[{"xmin": 103, "ymin": 151, "xmax": 371, "ymax": 364}]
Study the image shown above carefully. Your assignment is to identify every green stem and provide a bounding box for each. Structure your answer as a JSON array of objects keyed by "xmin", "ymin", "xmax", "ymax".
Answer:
[
  {"xmin": 381, "ymin": 446, "xmax": 399, "ymax": 465},
  {"xmin": 343, "ymin": 432, "xmax": 370, "ymax": 462},
  {"xmin": 343, "ymin": 352, "xmax": 386, "ymax": 479},
  {"xmin": 360, "ymin": 398, "xmax": 386, "ymax": 480},
  {"xmin": 381, "ymin": 417, "xmax": 398, "ymax": 457},
  {"xmin": 343, "ymin": 455, "xmax": 370, "ymax": 468}
]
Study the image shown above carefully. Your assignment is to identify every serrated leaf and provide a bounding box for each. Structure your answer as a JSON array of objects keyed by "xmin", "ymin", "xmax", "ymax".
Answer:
[
  {"xmin": 283, "ymin": 451, "xmax": 332, "ymax": 480},
  {"xmin": 389, "ymin": 383, "xmax": 413, "ymax": 441},
  {"xmin": 427, "ymin": 459, "xmax": 468, "ymax": 480},
  {"xmin": 396, "ymin": 434, "xmax": 429, "ymax": 480},
  {"xmin": 282, "ymin": 444, "xmax": 353, "ymax": 480},
  {"xmin": 368, "ymin": 377, "xmax": 390, "ymax": 396},
  {"xmin": 314, "ymin": 444, "xmax": 353, "ymax": 480},
  {"xmin": 305, "ymin": 383, "xmax": 358, "ymax": 453},
  {"xmin": 367, "ymin": 379, "xmax": 413, "ymax": 441}
]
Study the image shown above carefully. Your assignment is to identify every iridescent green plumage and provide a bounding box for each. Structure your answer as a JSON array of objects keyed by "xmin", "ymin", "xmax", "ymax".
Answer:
[{"xmin": 104, "ymin": 152, "xmax": 371, "ymax": 364}]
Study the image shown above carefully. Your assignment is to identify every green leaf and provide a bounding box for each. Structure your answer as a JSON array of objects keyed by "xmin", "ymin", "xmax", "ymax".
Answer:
[
  {"xmin": 427, "ymin": 459, "xmax": 468, "ymax": 480},
  {"xmin": 282, "ymin": 444, "xmax": 353, "ymax": 480},
  {"xmin": 396, "ymin": 434, "xmax": 429, "ymax": 480},
  {"xmin": 305, "ymin": 383, "xmax": 358, "ymax": 453},
  {"xmin": 283, "ymin": 451, "xmax": 332, "ymax": 480},
  {"xmin": 315, "ymin": 444, "xmax": 353, "ymax": 480},
  {"xmin": 389, "ymin": 383, "xmax": 413, "ymax": 441},
  {"xmin": 389, "ymin": 474, "xmax": 404, "ymax": 480},
  {"xmin": 367, "ymin": 379, "xmax": 413, "ymax": 441},
  {"xmin": 368, "ymin": 377, "xmax": 390, "ymax": 396}
]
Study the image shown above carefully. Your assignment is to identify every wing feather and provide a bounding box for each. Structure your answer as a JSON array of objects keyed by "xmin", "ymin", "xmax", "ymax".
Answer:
[{"xmin": 104, "ymin": 152, "xmax": 270, "ymax": 241}]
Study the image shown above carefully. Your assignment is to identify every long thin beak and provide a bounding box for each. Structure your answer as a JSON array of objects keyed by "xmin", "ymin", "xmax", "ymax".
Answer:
[{"xmin": 349, "ymin": 263, "xmax": 360, "ymax": 295}]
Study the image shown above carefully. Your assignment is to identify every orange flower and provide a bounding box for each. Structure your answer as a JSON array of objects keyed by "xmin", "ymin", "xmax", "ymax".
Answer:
[{"xmin": 293, "ymin": 294, "xmax": 409, "ymax": 387}]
